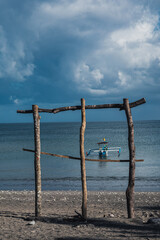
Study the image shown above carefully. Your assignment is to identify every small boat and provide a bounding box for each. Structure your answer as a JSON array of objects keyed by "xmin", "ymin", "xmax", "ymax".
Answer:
[{"xmin": 86, "ymin": 138, "xmax": 121, "ymax": 158}]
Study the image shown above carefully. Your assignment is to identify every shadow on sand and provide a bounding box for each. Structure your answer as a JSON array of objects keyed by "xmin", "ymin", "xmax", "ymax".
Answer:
[{"xmin": 0, "ymin": 211, "xmax": 160, "ymax": 239}]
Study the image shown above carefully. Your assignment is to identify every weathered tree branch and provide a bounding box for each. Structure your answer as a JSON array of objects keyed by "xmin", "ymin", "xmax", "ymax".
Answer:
[
  {"xmin": 124, "ymin": 98, "xmax": 135, "ymax": 219},
  {"xmin": 17, "ymin": 98, "xmax": 146, "ymax": 114},
  {"xmin": 80, "ymin": 98, "xmax": 87, "ymax": 220},
  {"xmin": 120, "ymin": 98, "xmax": 146, "ymax": 111},
  {"xmin": 32, "ymin": 105, "xmax": 42, "ymax": 218},
  {"xmin": 23, "ymin": 148, "xmax": 143, "ymax": 162}
]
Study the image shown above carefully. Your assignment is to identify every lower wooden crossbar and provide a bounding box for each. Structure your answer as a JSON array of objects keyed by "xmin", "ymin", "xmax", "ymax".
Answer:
[{"xmin": 23, "ymin": 148, "xmax": 144, "ymax": 163}]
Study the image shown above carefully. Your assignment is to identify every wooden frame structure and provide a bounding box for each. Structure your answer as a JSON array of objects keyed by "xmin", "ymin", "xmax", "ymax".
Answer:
[{"xmin": 17, "ymin": 98, "xmax": 146, "ymax": 220}]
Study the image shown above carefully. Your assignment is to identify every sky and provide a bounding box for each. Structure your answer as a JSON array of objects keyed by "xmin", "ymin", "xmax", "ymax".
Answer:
[{"xmin": 0, "ymin": 0, "xmax": 160, "ymax": 123}]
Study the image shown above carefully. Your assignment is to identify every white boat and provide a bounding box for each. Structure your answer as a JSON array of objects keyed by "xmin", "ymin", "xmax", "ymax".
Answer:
[{"xmin": 86, "ymin": 139, "xmax": 121, "ymax": 158}]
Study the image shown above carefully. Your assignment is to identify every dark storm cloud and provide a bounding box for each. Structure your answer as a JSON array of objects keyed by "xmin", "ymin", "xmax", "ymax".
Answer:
[{"xmin": 0, "ymin": 0, "xmax": 160, "ymax": 121}]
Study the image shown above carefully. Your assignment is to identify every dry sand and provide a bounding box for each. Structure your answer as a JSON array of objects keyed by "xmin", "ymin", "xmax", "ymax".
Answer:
[{"xmin": 0, "ymin": 191, "xmax": 160, "ymax": 240}]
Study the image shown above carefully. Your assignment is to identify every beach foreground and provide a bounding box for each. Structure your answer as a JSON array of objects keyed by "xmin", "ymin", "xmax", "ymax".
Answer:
[{"xmin": 0, "ymin": 191, "xmax": 159, "ymax": 240}]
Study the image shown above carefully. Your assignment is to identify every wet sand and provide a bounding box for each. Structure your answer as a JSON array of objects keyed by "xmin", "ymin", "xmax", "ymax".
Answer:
[{"xmin": 0, "ymin": 191, "xmax": 160, "ymax": 240}]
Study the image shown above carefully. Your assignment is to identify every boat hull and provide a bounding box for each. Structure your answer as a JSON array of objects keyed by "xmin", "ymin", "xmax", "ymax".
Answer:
[{"xmin": 99, "ymin": 150, "xmax": 108, "ymax": 157}]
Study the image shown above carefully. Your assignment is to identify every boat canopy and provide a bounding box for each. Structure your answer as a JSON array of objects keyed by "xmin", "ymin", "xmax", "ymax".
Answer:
[{"xmin": 97, "ymin": 141, "xmax": 108, "ymax": 145}]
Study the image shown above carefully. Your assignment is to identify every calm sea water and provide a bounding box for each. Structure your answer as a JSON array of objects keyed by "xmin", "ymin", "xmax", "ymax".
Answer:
[{"xmin": 0, "ymin": 121, "xmax": 159, "ymax": 191}]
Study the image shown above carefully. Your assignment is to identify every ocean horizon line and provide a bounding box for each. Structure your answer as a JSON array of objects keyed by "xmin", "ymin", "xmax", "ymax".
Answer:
[{"xmin": 0, "ymin": 119, "xmax": 159, "ymax": 125}]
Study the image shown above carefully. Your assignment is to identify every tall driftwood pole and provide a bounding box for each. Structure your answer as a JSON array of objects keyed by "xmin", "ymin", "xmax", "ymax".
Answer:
[
  {"xmin": 123, "ymin": 98, "xmax": 135, "ymax": 218},
  {"xmin": 32, "ymin": 105, "xmax": 42, "ymax": 218},
  {"xmin": 80, "ymin": 98, "xmax": 87, "ymax": 220}
]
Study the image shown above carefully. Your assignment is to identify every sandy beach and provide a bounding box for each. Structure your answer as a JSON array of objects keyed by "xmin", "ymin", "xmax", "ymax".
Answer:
[{"xmin": 0, "ymin": 191, "xmax": 160, "ymax": 240}]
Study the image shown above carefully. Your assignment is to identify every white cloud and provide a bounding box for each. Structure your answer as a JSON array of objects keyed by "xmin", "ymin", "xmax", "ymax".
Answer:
[
  {"xmin": 88, "ymin": 89, "xmax": 107, "ymax": 95},
  {"xmin": 33, "ymin": 0, "xmax": 160, "ymax": 96},
  {"xmin": 117, "ymin": 71, "xmax": 130, "ymax": 87},
  {"xmin": 10, "ymin": 96, "xmax": 19, "ymax": 104},
  {"xmin": 111, "ymin": 14, "xmax": 158, "ymax": 47},
  {"xmin": 91, "ymin": 69, "xmax": 104, "ymax": 82},
  {"xmin": 1, "ymin": 0, "xmax": 160, "ymax": 98},
  {"xmin": 10, "ymin": 95, "xmax": 34, "ymax": 105},
  {"xmin": 78, "ymin": 8, "xmax": 160, "ymax": 94},
  {"xmin": 88, "ymin": 88, "xmax": 119, "ymax": 95},
  {"xmin": 74, "ymin": 63, "xmax": 104, "ymax": 94},
  {"xmin": 109, "ymin": 12, "xmax": 160, "ymax": 70},
  {"xmin": 31, "ymin": 0, "xmax": 136, "ymax": 35},
  {"xmin": 0, "ymin": 26, "xmax": 35, "ymax": 81},
  {"xmin": 14, "ymin": 99, "xmax": 19, "ymax": 104}
]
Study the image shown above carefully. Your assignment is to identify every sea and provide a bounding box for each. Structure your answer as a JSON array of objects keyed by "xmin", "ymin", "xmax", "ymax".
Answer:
[{"xmin": 0, "ymin": 121, "xmax": 159, "ymax": 192}]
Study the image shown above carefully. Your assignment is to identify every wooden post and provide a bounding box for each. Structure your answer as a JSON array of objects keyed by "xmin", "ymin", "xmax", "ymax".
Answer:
[
  {"xmin": 80, "ymin": 98, "xmax": 87, "ymax": 220},
  {"xmin": 123, "ymin": 99, "xmax": 135, "ymax": 218},
  {"xmin": 32, "ymin": 105, "xmax": 42, "ymax": 218}
]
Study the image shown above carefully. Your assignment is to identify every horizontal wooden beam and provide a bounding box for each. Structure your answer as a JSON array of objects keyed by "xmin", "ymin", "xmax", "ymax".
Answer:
[
  {"xmin": 17, "ymin": 109, "xmax": 33, "ymax": 114},
  {"xmin": 17, "ymin": 98, "xmax": 146, "ymax": 114},
  {"xmin": 120, "ymin": 98, "xmax": 146, "ymax": 111},
  {"xmin": 23, "ymin": 148, "xmax": 144, "ymax": 163},
  {"xmin": 38, "ymin": 103, "xmax": 123, "ymax": 114}
]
